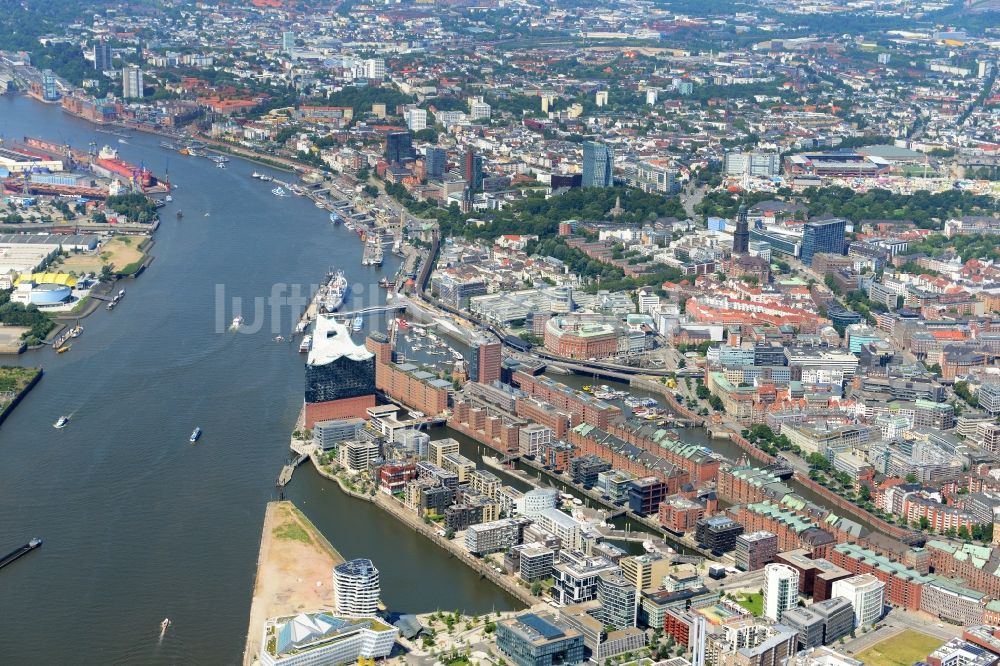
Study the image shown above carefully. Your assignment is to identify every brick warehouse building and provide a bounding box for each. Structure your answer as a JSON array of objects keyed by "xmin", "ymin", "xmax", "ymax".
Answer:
[
  {"xmin": 736, "ymin": 502, "xmax": 837, "ymax": 558},
  {"xmin": 717, "ymin": 465, "xmax": 790, "ymax": 505},
  {"xmin": 607, "ymin": 418, "xmax": 723, "ymax": 484},
  {"xmin": 367, "ymin": 332, "xmax": 450, "ymax": 417},
  {"xmin": 568, "ymin": 423, "xmax": 691, "ymax": 487},
  {"xmin": 304, "ymin": 316, "xmax": 376, "ymax": 427},
  {"xmin": 544, "ymin": 315, "xmax": 619, "ymax": 359},
  {"xmin": 513, "ymin": 371, "xmax": 620, "ymax": 429},
  {"xmin": 828, "ymin": 543, "xmax": 930, "ymax": 610}
]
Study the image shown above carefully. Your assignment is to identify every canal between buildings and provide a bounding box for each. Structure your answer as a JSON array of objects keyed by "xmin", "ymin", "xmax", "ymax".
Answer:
[{"xmin": 0, "ymin": 95, "xmax": 519, "ymax": 666}]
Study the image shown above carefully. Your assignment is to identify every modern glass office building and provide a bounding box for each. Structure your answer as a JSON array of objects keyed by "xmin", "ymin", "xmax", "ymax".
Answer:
[
  {"xmin": 497, "ymin": 613, "xmax": 585, "ymax": 666},
  {"xmin": 800, "ymin": 218, "xmax": 846, "ymax": 266},
  {"xmin": 582, "ymin": 141, "xmax": 613, "ymax": 188}
]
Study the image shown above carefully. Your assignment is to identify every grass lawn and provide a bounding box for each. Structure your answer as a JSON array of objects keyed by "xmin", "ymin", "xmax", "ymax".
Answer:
[
  {"xmin": 856, "ymin": 630, "xmax": 945, "ymax": 666},
  {"xmin": 735, "ymin": 592, "xmax": 763, "ymax": 616},
  {"xmin": 272, "ymin": 521, "xmax": 312, "ymax": 544}
]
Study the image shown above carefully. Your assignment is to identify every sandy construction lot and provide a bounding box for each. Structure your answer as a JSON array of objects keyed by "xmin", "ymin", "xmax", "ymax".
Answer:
[
  {"xmin": 243, "ymin": 501, "xmax": 344, "ymax": 666},
  {"xmin": 57, "ymin": 236, "xmax": 148, "ymax": 274}
]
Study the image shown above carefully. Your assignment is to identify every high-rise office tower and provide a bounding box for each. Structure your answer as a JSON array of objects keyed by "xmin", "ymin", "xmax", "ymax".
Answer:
[
  {"xmin": 582, "ymin": 141, "xmax": 613, "ymax": 188},
  {"xmin": 362, "ymin": 58, "xmax": 385, "ymax": 80},
  {"xmin": 334, "ymin": 558, "xmax": 381, "ymax": 618},
  {"xmin": 800, "ymin": 218, "xmax": 847, "ymax": 266},
  {"xmin": 93, "ymin": 42, "xmax": 113, "ymax": 71},
  {"xmin": 424, "ymin": 147, "xmax": 447, "ymax": 180},
  {"xmin": 122, "ymin": 66, "xmax": 144, "ymax": 99},
  {"xmin": 282, "ymin": 31, "xmax": 295, "ymax": 54},
  {"xmin": 597, "ymin": 570, "xmax": 637, "ymax": 628},
  {"xmin": 733, "ymin": 205, "xmax": 750, "ymax": 254},
  {"xmin": 385, "ymin": 132, "xmax": 413, "ymax": 164},
  {"xmin": 469, "ymin": 335, "xmax": 501, "ymax": 384},
  {"xmin": 763, "ymin": 563, "xmax": 800, "ymax": 622},
  {"xmin": 463, "ymin": 148, "xmax": 483, "ymax": 192},
  {"xmin": 406, "ymin": 108, "xmax": 427, "ymax": 131}
]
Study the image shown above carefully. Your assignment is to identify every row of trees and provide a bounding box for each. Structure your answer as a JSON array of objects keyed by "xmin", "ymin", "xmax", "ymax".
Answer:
[
  {"xmin": 696, "ymin": 187, "xmax": 996, "ymax": 231},
  {"xmin": 802, "ymin": 186, "xmax": 996, "ymax": 229},
  {"xmin": 906, "ymin": 232, "xmax": 1000, "ymax": 263},
  {"xmin": 0, "ymin": 290, "xmax": 54, "ymax": 344}
]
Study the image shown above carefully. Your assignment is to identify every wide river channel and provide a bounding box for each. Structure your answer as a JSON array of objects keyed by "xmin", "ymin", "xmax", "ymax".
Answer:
[{"xmin": 0, "ymin": 94, "xmax": 520, "ymax": 665}]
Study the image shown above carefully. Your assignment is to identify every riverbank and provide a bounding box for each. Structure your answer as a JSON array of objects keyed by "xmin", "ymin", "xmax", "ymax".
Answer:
[
  {"xmin": 242, "ymin": 501, "xmax": 345, "ymax": 666},
  {"xmin": 303, "ymin": 450, "xmax": 536, "ymax": 607},
  {"xmin": 0, "ymin": 367, "xmax": 42, "ymax": 427}
]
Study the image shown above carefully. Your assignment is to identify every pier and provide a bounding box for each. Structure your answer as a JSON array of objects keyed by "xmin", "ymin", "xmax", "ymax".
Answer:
[{"xmin": 276, "ymin": 454, "xmax": 308, "ymax": 488}]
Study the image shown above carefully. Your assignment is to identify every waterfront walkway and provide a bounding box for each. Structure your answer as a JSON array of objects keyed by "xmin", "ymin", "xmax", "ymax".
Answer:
[{"xmin": 303, "ymin": 452, "xmax": 535, "ymax": 607}]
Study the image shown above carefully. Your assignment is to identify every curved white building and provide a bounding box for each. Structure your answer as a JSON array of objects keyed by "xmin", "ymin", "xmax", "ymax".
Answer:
[
  {"xmin": 334, "ymin": 558, "xmax": 381, "ymax": 618},
  {"xmin": 763, "ymin": 563, "xmax": 799, "ymax": 622},
  {"xmin": 832, "ymin": 574, "xmax": 885, "ymax": 629},
  {"xmin": 520, "ymin": 488, "xmax": 558, "ymax": 518}
]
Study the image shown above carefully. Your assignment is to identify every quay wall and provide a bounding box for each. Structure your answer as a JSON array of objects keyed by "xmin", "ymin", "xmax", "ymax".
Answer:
[{"xmin": 306, "ymin": 451, "xmax": 534, "ymax": 607}]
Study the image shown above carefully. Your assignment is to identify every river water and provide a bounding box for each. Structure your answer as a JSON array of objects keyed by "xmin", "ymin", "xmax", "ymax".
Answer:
[{"xmin": 0, "ymin": 95, "xmax": 518, "ymax": 665}]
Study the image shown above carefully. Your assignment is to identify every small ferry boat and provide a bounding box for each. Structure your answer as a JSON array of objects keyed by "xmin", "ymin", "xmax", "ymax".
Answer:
[
  {"xmin": 189, "ymin": 427, "xmax": 202, "ymax": 443},
  {"xmin": 53, "ymin": 415, "xmax": 69, "ymax": 429},
  {"xmin": 230, "ymin": 315, "xmax": 244, "ymax": 331},
  {"xmin": 298, "ymin": 335, "xmax": 312, "ymax": 353},
  {"xmin": 352, "ymin": 316, "xmax": 363, "ymax": 331}
]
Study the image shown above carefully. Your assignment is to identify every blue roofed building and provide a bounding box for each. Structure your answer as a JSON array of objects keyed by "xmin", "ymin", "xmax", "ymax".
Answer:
[{"xmin": 497, "ymin": 612, "xmax": 585, "ymax": 666}]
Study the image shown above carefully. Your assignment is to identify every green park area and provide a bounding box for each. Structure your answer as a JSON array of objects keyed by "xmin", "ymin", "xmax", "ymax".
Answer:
[
  {"xmin": 856, "ymin": 630, "xmax": 944, "ymax": 666},
  {"xmin": 0, "ymin": 366, "xmax": 41, "ymax": 417},
  {"xmin": 735, "ymin": 592, "xmax": 763, "ymax": 616}
]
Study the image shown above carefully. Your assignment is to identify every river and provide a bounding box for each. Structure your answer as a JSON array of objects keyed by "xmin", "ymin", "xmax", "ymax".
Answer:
[{"xmin": 0, "ymin": 95, "xmax": 518, "ymax": 666}]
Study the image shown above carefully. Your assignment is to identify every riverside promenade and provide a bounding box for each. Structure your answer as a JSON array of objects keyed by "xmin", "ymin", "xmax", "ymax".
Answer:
[
  {"xmin": 303, "ymin": 450, "xmax": 535, "ymax": 608},
  {"xmin": 242, "ymin": 501, "xmax": 345, "ymax": 666}
]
